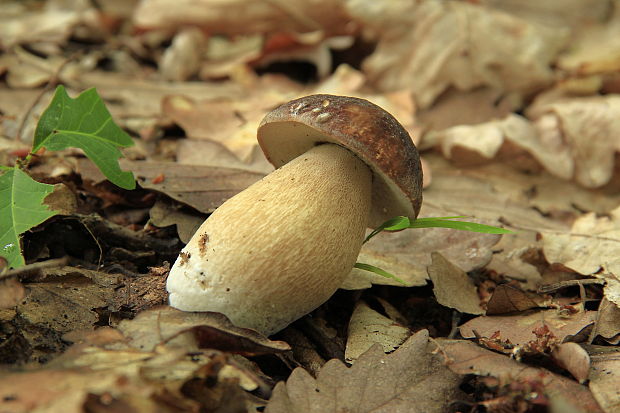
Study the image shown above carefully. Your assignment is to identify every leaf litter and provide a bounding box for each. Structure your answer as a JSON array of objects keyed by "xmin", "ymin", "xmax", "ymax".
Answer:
[{"xmin": 1, "ymin": 0, "xmax": 620, "ymax": 411}]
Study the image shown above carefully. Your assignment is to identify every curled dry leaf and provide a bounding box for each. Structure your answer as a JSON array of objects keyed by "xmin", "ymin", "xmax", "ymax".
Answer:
[
  {"xmin": 551, "ymin": 342, "xmax": 591, "ymax": 383},
  {"xmin": 438, "ymin": 339, "xmax": 604, "ymax": 412},
  {"xmin": 352, "ymin": 0, "xmax": 567, "ymax": 109},
  {"xmin": 427, "ymin": 252, "xmax": 484, "ymax": 315},
  {"xmin": 593, "ymin": 298, "xmax": 620, "ymax": 344},
  {"xmin": 459, "ymin": 309, "xmax": 597, "ymax": 347},
  {"xmin": 556, "ymin": 5, "xmax": 620, "ymax": 75},
  {"xmin": 159, "ymin": 27, "xmax": 207, "ymax": 81},
  {"xmin": 266, "ymin": 330, "xmax": 463, "ymax": 413},
  {"xmin": 117, "ymin": 306, "xmax": 291, "ymax": 355},
  {"xmin": 542, "ymin": 205, "xmax": 620, "ymax": 306},
  {"xmin": 432, "ymin": 114, "xmax": 575, "ymax": 179},
  {"xmin": 529, "ymin": 95, "xmax": 620, "ymax": 188},
  {"xmin": 345, "ymin": 300, "xmax": 411, "ymax": 363}
]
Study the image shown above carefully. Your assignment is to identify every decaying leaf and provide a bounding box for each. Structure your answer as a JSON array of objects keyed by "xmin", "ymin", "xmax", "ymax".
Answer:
[
  {"xmin": 427, "ymin": 252, "xmax": 484, "ymax": 315},
  {"xmin": 459, "ymin": 309, "xmax": 596, "ymax": 347},
  {"xmin": 345, "ymin": 300, "xmax": 410, "ymax": 363},
  {"xmin": 438, "ymin": 339, "xmax": 603, "ymax": 412},
  {"xmin": 486, "ymin": 284, "xmax": 547, "ymax": 315},
  {"xmin": 266, "ymin": 330, "xmax": 463, "ymax": 413}
]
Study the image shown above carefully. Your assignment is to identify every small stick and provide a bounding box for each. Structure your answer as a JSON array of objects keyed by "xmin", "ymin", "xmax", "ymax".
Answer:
[{"xmin": 0, "ymin": 256, "xmax": 69, "ymax": 281}]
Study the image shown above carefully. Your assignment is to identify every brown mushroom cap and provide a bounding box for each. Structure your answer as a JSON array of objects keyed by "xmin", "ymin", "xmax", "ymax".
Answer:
[{"xmin": 257, "ymin": 94, "xmax": 423, "ymax": 227}]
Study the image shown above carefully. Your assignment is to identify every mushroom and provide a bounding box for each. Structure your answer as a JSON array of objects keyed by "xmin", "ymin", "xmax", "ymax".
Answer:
[{"xmin": 166, "ymin": 94, "xmax": 423, "ymax": 335}]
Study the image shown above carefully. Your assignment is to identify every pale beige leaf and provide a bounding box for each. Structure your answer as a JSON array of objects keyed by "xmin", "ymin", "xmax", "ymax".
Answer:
[
  {"xmin": 427, "ymin": 252, "xmax": 484, "ymax": 315},
  {"xmin": 530, "ymin": 95, "xmax": 620, "ymax": 188},
  {"xmin": 345, "ymin": 301, "xmax": 411, "ymax": 363},
  {"xmin": 551, "ymin": 342, "xmax": 590, "ymax": 383},
  {"xmin": 542, "ymin": 206, "xmax": 620, "ymax": 305},
  {"xmin": 352, "ymin": 0, "xmax": 567, "ymax": 108}
]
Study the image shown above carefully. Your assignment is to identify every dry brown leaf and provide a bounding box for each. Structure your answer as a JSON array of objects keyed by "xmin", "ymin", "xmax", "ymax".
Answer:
[
  {"xmin": 266, "ymin": 330, "xmax": 463, "ymax": 413},
  {"xmin": 438, "ymin": 339, "xmax": 604, "ymax": 412},
  {"xmin": 345, "ymin": 301, "xmax": 411, "ymax": 363},
  {"xmin": 551, "ymin": 342, "xmax": 591, "ymax": 384},
  {"xmin": 117, "ymin": 306, "xmax": 291, "ymax": 355},
  {"xmin": 459, "ymin": 309, "xmax": 596, "ymax": 346},
  {"xmin": 486, "ymin": 284, "xmax": 547, "ymax": 315},
  {"xmin": 352, "ymin": 0, "xmax": 567, "ymax": 109},
  {"xmin": 77, "ymin": 159, "xmax": 265, "ymax": 214},
  {"xmin": 176, "ymin": 139, "xmax": 275, "ymax": 174},
  {"xmin": 0, "ymin": 344, "xmax": 259, "ymax": 413},
  {"xmin": 589, "ymin": 347, "xmax": 620, "ymax": 413},
  {"xmin": 133, "ymin": 0, "xmax": 353, "ymax": 37},
  {"xmin": 542, "ymin": 206, "xmax": 620, "ymax": 305},
  {"xmin": 427, "ymin": 252, "xmax": 484, "ymax": 315}
]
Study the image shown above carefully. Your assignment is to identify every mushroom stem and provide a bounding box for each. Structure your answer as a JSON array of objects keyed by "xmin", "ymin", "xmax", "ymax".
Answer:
[{"xmin": 167, "ymin": 143, "xmax": 372, "ymax": 335}]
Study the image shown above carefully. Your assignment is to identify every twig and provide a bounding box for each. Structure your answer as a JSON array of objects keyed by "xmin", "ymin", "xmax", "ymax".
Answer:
[
  {"xmin": 0, "ymin": 256, "xmax": 69, "ymax": 281},
  {"xmin": 537, "ymin": 278, "xmax": 605, "ymax": 294}
]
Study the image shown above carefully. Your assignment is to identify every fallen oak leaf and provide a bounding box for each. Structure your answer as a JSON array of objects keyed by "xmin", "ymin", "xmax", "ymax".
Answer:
[
  {"xmin": 437, "ymin": 339, "xmax": 603, "ymax": 412},
  {"xmin": 266, "ymin": 330, "xmax": 463, "ymax": 413}
]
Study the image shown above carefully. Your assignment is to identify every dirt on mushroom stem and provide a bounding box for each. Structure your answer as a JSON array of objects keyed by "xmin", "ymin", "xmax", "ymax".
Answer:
[{"xmin": 166, "ymin": 143, "xmax": 372, "ymax": 335}]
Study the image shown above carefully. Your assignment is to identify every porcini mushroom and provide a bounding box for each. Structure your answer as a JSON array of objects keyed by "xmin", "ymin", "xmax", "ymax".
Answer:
[{"xmin": 166, "ymin": 95, "xmax": 423, "ymax": 335}]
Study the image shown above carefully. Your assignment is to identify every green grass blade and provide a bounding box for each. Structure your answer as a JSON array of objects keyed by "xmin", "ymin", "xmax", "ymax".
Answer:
[
  {"xmin": 354, "ymin": 262, "xmax": 407, "ymax": 285},
  {"xmin": 365, "ymin": 215, "xmax": 512, "ymax": 244}
]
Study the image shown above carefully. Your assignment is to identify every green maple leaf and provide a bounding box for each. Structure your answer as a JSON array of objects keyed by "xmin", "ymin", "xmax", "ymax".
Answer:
[
  {"xmin": 0, "ymin": 168, "xmax": 58, "ymax": 268},
  {"xmin": 33, "ymin": 85, "xmax": 136, "ymax": 190}
]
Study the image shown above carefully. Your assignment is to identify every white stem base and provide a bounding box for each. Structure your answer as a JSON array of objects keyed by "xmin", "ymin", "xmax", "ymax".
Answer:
[{"xmin": 166, "ymin": 144, "xmax": 372, "ymax": 335}]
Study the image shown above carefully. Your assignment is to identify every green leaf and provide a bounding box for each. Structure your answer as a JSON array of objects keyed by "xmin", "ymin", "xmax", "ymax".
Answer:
[
  {"xmin": 33, "ymin": 85, "xmax": 136, "ymax": 189},
  {"xmin": 354, "ymin": 262, "xmax": 406, "ymax": 285},
  {"xmin": 0, "ymin": 168, "xmax": 59, "ymax": 268}
]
